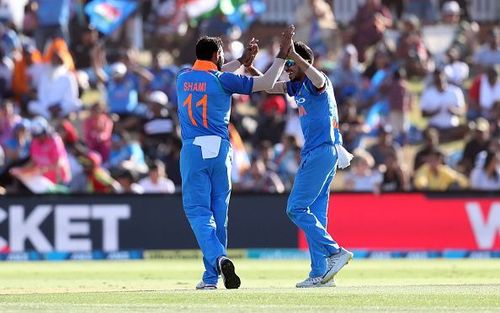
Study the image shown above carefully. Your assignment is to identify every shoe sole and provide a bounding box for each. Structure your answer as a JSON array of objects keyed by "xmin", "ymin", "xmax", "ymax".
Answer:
[
  {"xmin": 220, "ymin": 259, "xmax": 241, "ymax": 289},
  {"xmin": 321, "ymin": 251, "xmax": 353, "ymax": 284},
  {"xmin": 296, "ymin": 280, "xmax": 336, "ymax": 288},
  {"xmin": 196, "ymin": 286, "xmax": 217, "ymax": 290}
]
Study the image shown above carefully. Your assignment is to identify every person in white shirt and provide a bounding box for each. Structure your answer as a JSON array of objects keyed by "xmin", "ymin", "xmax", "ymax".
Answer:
[
  {"xmin": 472, "ymin": 28, "xmax": 499, "ymax": 67},
  {"xmin": 479, "ymin": 67, "xmax": 500, "ymax": 116},
  {"xmin": 470, "ymin": 150, "xmax": 500, "ymax": 191},
  {"xmin": 28, "ymin": 50, "xmax": 81, "ymax": 119},
  {"xmin": 444, "ymin": 47, "xmax": 469, "ymax": 87},
  {"xmin": 420, "ymin": 68, "xmax": 467, "ymax": 142},
  {"xmin": 138, "ymin": 159, "xmax": 175, "ymax": 193},
  {"xmin": 343, "ymin": 149, "xmax": 382, "ymax": 193}
]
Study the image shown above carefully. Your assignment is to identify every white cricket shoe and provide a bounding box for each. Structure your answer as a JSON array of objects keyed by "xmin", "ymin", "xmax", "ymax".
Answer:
[
  {"xmin": 195, "ymin": 281, "xmax": 217, "ymax": 290},
  {"xmin": 296, "ymin": 276, "xmax": 336, "ymax": 288},
  {"xmin": 321, "ymin": 247, "xmax": 353, "ymax": 284}
]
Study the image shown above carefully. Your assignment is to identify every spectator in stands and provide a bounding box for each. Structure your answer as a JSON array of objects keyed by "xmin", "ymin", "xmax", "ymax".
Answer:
[
  {"xmin": 148, "ymin": 53, "xmax": 178, "ymax": 107},
  {"xmin": 380, "ymin": 150, "xmax": 409, "ymax": 191},
  {"xmin": 348, "ymin": 0, "xmax": 392, "ymax": 63},
  {"xmin": 343, "ymin": 149, "xmax": 382, "ymax": 192},
  {"xmin": 367, "ymin": 125, "xmax": 402, "ymax": 166},
  {"xmin": 10, "ymin": 116, "xmax": 71, "ymax": 185},
  {"xmin": 83, "ymin": 102, "xmax": 113, "ymax": 162},
  {"xmin": 458, "ymin": 118, "xmax": 491, "ymax": 175},
  {"xmin": 0, "ymin": 23, "xmax": 20, "ymax": 57},
  {"xmin": 396, "ymin": 14, "xmax": 431, "ymax": 77},
  {"xmin": 468, "ymin": 67, "xmax": 500, "ymax": 119},
  {"xmin": 414, "ymin": 149, "xmax": 468, "ymax": 191},
  {"xmin": 12, "ymin": 43, "xmax": 42, "ymax": 105},
  {"xmin": 439, "ymin": 1, "xmax": 478, "ymax": 59},
  {"xmin": 237, "ymin": 158, "xmax": 285, "ymax": 193},
  {"xmin": 491, "ymin": 101, "xmax": 500, "ymax": 137},
  {"xmin": 381, "ymin": 68, "xmax": 411, "ymax": 143},
  {"xmin": 443, "ymin": 47, "xmax": 469, "ymax": 87},
  {"xmin": 470, "ymin": 150, "xmax": 500, "ymax": 191},
  {"xmin": 419, "ymin": 68, "xmax": 467, "ymax": 142},
  {"xmin": 360, "ymin": 46, "xmax": 394, "ymax": 119},
  {"xmin": 138, "ymin": 159, "xmax": 175, "ymax": 193},
  {"xmin": 105, "ymin": 130, "xmax": 148, "ymax": 175},
  {"xmin": 295, "ymin": 0, "xmax": 337, "ymax": 56},
  {"xmin": 22, "ymin": 1, "xmax": 38, "ymax": 38},
  {"xmin": 0, "ymin": 119, "xmax": 31, "ymax": 183},
  {"xmin": 0, "ymin": 100, "xmax": 20, "ymax": 145},
  {"xmin": 70, "ymin": 25, "xmax": 98, "ymax": 70},
  {"xmin": 472, "ymin": 28, "xmax": 499, "ymax": 67},
  {"xmin": 34, "ymin": 0, "xmax": 71, "ymax": 50},
  {"xmin": 94, "ymin": 61, "xmax": 139, "ymax": 118},
  {"xmin": 413, "ymin": 128, "xmax": 440, "ymax": 171},
  {"xmin": 330, "ymin": 44, "xmax": 362, "ymax": 103},
  {"xmin": 273, "ymin": 135, "xmax": 300, "ymax": 189},
  {"xmin": 115, "ymin": 169, "xmax": 143, "ymax": 194},
  {"xmin": 142, "ymin": 91, "xmax": 177, "ymax": 159},
  {"xmin": 253, "ymin": 94, "xmax": 286, "ymax": 145},
  {"xmin": 0, "ymin": 47, "xmax": 12, "ymax": 97},
  {"xmin": 339, "ymin": 98, "xmax": 367, "ymax": 152},
  {"xmin": 404, "ymin": 0, "xmax": 438, "ymax": 24},
  {"xmin": 27, "ymin": 49, "xmax": 81, "ymax": 119},
  {"xmin": 71, "ymin": 151, "xmax": 118, "ymax": 193}
]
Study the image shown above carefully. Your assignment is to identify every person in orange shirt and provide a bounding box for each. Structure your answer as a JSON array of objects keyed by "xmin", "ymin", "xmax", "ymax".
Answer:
[{"xmin": 11, "ymin": 44, "xmax": 42, "ymax": 104}]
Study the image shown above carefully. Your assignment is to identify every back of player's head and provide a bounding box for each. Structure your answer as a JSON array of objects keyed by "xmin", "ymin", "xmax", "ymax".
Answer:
[
  {"xmin": 196, "ymin": 36, "xmax": 223, "ymax": 60},
  {"xmin": 294, "ymin": 41, "xmax": 314, "ymax": 64}
]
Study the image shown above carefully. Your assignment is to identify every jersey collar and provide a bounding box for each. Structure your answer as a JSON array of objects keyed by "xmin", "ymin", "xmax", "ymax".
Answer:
[{"xmin": 192, "ymin": 60, "xmax": 218, "ymax": 71}]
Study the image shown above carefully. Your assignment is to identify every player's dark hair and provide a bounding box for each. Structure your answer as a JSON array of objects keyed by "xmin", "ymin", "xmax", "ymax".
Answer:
[
  {"xmin": 196, "ymin": 36, "xmax": 223, "ymax": 60},
  {"xmin": 294, "ymin": 41, "xmax": 314, "ymax": 64}
]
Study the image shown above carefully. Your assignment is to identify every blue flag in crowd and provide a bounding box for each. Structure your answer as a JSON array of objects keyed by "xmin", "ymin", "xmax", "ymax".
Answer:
[{"xmin": 85, "ymin": 0, "xmax": 138, "ymax": 35}]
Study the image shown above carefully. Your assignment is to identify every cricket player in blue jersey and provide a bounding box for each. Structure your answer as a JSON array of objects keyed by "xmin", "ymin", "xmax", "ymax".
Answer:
[
  {"xmin": 266, "ymin": 40, "xmax": 354, "ymax": 288},
  {"xmin": 176, "ymin": 27, "xmax": 294, "ymax": 290}
]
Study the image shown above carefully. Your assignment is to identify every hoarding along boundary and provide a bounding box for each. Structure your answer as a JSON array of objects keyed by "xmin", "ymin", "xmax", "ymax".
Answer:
[
  {"xmin": 0, "ymin": 192, "xmax": 498, "ymax": 261},
  {"xmin": 298, "ymin": 192, "xmax": 500, "ymax": 251}
]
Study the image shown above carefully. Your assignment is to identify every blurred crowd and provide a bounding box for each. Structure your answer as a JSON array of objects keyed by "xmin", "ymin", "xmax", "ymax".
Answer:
[{"xmin": 0, "ymin": 0, "xmax": 498, "ymax": 195}]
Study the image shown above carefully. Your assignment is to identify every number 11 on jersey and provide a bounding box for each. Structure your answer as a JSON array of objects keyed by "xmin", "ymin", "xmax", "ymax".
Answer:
[{"xmin": 182, "ymin": 93, "xmax": 208, "ymax": 128}]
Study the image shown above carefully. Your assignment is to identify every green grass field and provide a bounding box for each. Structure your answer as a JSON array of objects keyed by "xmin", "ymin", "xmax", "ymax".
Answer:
[{"xmin": 1, "ymin": 259, "xmax": 499, "ymax": 312}]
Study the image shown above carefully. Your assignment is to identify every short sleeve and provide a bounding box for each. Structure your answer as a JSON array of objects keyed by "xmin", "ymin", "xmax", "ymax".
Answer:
[{"xmin": 217, "ymin": 72, "xmax": 254, "ymax": 95}]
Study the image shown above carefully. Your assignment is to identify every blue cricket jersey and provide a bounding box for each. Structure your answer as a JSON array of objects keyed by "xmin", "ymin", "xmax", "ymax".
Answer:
[
  {"xmin": 176, "ymin": 60, "xmax": 253, "ymax": 141},
  {"xmin": 286, "ymin": 75, "xmax": 342, "ymax": 155}
]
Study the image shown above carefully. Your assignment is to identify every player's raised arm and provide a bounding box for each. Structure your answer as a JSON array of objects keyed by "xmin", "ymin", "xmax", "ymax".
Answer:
[
  {"xmin": 222, "ymin": 38, "xmax": 259, "ymax": 73},
  {"xmin": 288, "ymin": 40, "xmax": 326, "ymax": 91},
  {"xmin": 251, "ymin": 25, "xmax": 295, "ymax": 92}
]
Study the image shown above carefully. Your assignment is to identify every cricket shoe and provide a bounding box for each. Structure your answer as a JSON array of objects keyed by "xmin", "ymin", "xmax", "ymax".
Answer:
[
  {"xmin": 321, "ymin": 247, "xmax": 353, "ymax": 284},
  {"xmin": 296, "ymin": 277, "xmax": 336, "ymax": 288},
  {"xmin": 218, "ymin": 256, "xmax": 241, "ymax": 289},
  {"xmin": 195, "ymin": 281, "xmax": 217, "ymax": 290}
]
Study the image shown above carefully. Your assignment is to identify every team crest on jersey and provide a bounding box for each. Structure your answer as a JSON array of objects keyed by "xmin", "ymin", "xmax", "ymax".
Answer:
[{"xmin": 296, "ymin": 97, "xmax": 306, "ymax": 104}]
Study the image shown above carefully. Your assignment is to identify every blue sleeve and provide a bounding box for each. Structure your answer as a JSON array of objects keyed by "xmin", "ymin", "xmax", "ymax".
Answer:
[{"xmin": 217, "ymin": 72, "xmax": 254, "ymax": 95}]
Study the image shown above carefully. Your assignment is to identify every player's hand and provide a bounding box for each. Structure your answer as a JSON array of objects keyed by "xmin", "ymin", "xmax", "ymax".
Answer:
[
  {"xmin": 277, "ymin": 25, "xmax": 295, "ymax": 59},
  {"xmin": 239, "ymin": 37, "xmax": 259, "ymax": 67}
]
